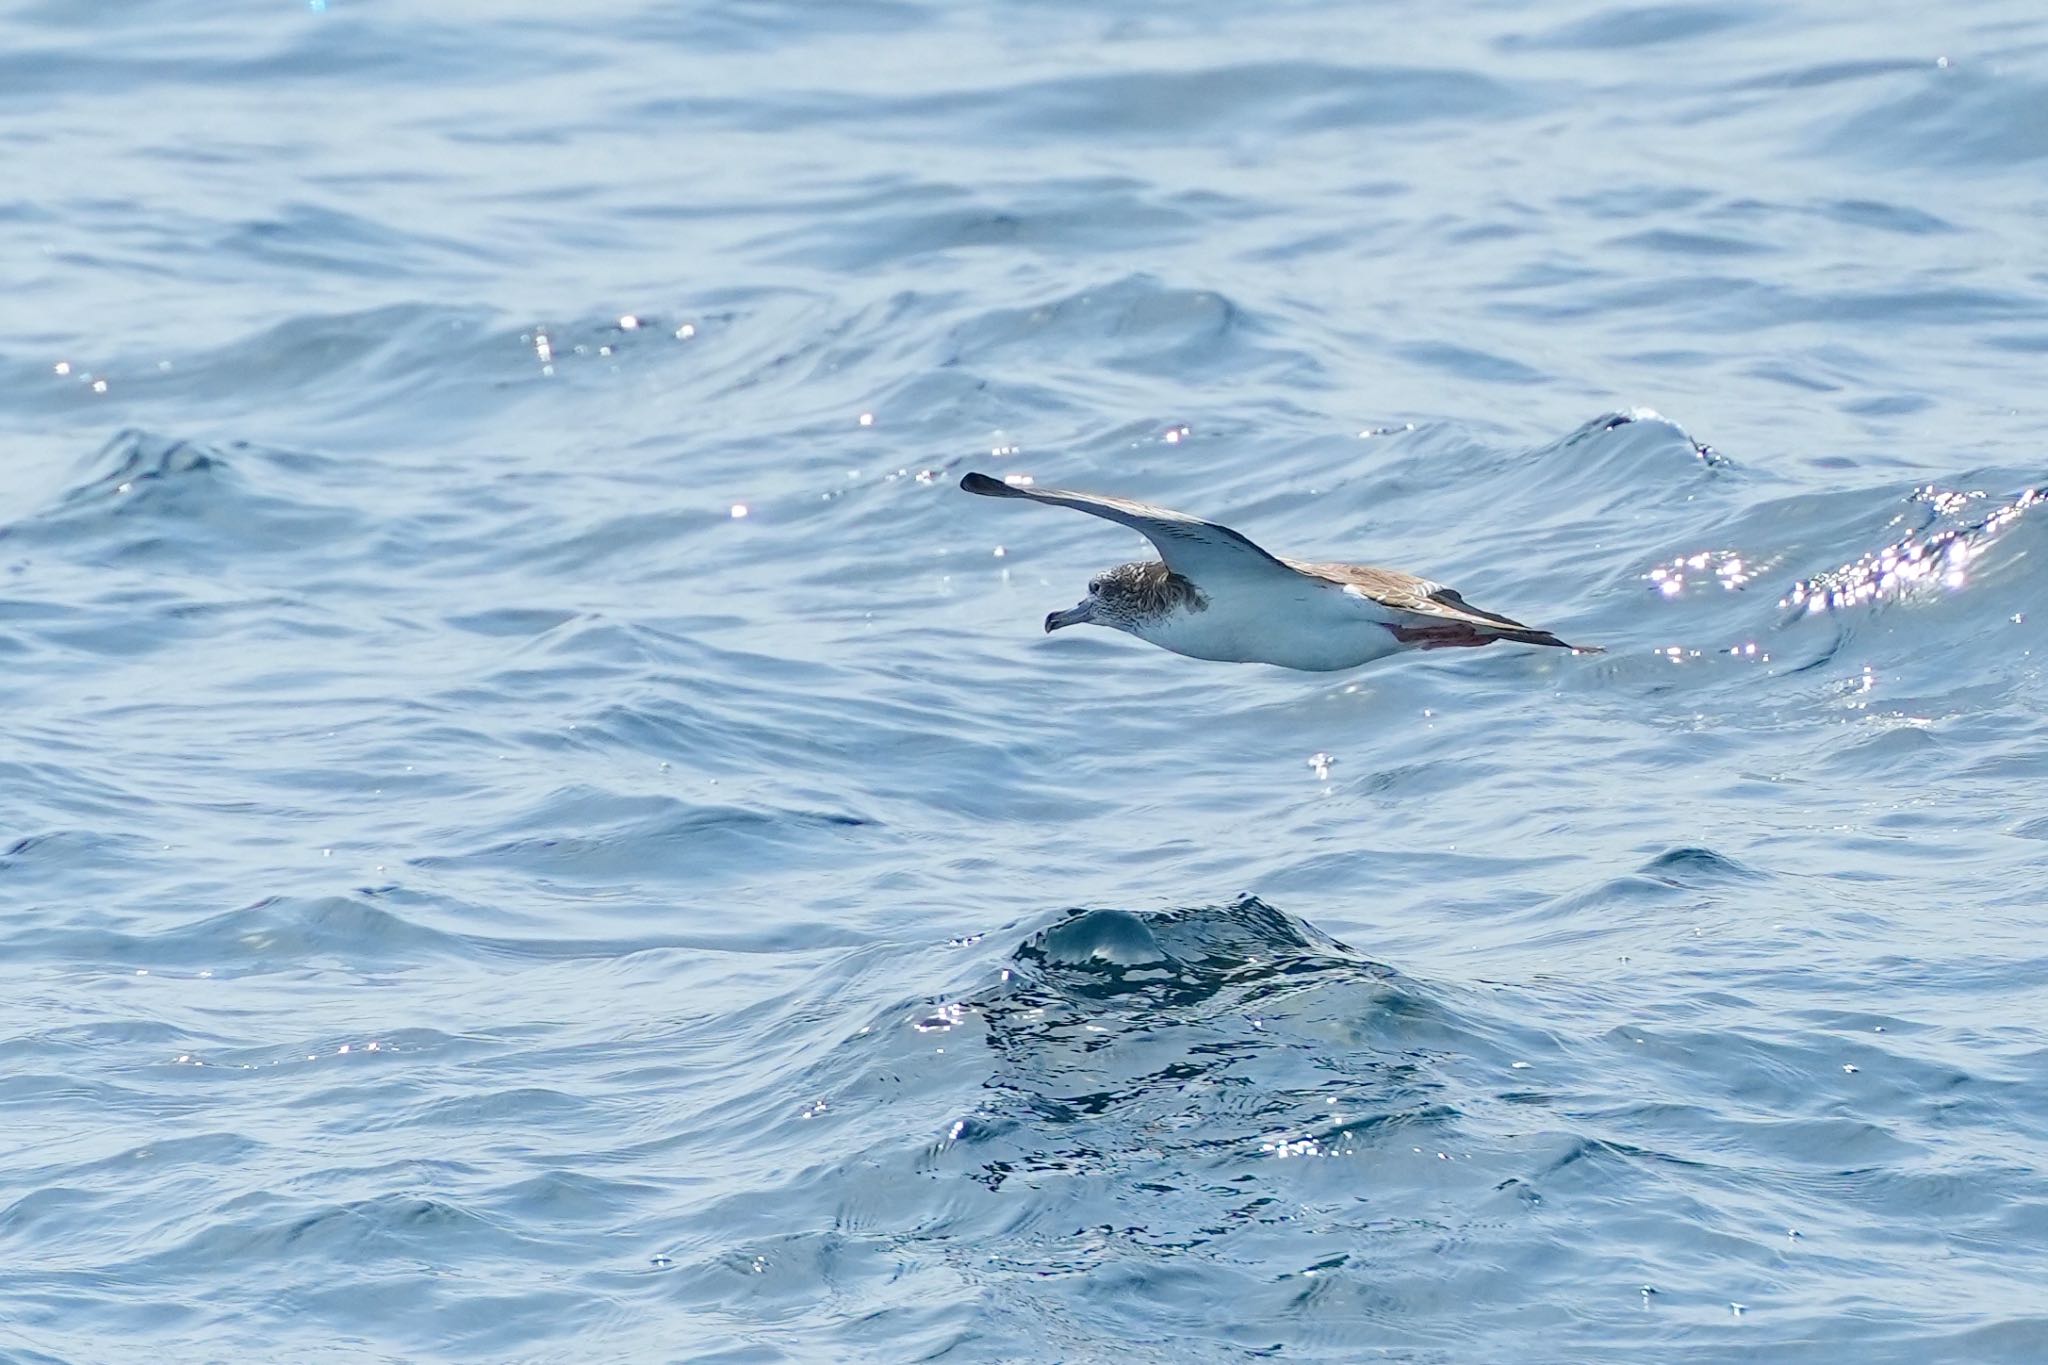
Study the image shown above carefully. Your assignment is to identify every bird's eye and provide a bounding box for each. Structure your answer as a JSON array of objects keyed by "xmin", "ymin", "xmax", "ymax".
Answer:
[{"xmin": 1087, "ymin": 577, "xmax": 1103, "ymax": 594}]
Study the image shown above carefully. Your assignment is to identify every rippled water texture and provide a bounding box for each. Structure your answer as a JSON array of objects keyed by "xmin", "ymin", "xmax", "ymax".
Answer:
[{"xmin": 6, "ymin": 1, "xmax": 2048, "ymax": 1361}]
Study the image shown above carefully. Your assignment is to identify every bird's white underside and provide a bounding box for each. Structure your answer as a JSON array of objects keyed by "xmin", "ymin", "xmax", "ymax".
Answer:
[{"xmin": 1125, "ymin": 573, "xmax": 1410, "ymax": 671}]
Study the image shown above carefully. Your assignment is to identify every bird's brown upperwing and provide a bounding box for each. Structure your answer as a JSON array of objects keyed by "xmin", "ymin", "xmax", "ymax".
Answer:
[{"xmin": 1287, "ymin": 560, "xmax": 1601, "ymax": 652}]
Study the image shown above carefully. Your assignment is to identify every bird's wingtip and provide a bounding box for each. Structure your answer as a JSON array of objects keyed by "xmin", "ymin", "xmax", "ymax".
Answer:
[{"xmin": 959, "ymin": 471, "xmax": 1011, "ymax": 496}]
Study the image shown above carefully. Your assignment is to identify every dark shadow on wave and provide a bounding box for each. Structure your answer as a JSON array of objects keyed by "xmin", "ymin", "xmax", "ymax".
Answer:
[
  {"xmin": 955, "ymin": 897, "xmax": 1470, "ymax": 1194},
  {"xmin": 1, "ymin": 429, "xmax": 359, "ymax": 565}
]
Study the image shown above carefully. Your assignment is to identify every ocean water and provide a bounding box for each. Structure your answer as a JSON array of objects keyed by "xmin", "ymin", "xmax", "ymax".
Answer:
[{"xmin": 5, "ymin": 1, "xmax": 2048, "ymax": 1360}]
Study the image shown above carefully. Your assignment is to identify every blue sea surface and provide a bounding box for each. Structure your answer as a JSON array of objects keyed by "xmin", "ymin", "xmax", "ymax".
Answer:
[{"xmin": 5, "ymin": 1, "xmax": 2048, "ymax": 1360}]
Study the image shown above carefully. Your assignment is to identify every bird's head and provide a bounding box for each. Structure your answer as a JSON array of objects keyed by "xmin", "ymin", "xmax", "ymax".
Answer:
[{"xmin": 1044, "ymin": 561, "xmax": 1199, "ymax": 636}]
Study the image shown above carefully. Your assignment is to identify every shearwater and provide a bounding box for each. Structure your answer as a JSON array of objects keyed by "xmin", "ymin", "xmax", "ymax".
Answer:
[{"xmin": 961, "ymin": 472, "xmax": 1600, "ymax": 671}]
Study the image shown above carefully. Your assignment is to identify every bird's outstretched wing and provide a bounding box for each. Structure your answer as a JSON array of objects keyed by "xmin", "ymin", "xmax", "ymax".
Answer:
[{"xmin": 959, "ymin": 472, "xmax": 1297, "ymax": 581}]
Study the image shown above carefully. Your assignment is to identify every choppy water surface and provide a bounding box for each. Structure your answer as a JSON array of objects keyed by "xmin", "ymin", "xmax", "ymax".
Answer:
[{"xmin": 5, "ymin": 1, "xmax": 2048, "ymax": 1360}]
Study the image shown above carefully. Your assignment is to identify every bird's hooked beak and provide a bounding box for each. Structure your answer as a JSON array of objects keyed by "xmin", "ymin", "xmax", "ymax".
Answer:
[{"xmin": 1044, "ymin": 600, "xmax": 1095, "ymax": 633}]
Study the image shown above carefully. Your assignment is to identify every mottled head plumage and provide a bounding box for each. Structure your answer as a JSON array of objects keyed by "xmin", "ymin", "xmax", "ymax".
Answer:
[{"xmin": 1044, "ymin": 560, "xmax": 1207, "ymax": 635}]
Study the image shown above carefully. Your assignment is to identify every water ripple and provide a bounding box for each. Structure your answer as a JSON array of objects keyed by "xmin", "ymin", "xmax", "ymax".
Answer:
[{"xmin": 7, "ymin": 0, "xmax": 2048, "ymax": 1359}]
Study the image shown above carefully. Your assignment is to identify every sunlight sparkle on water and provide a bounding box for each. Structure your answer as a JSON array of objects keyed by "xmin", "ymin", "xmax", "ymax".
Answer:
[
  {"xmin": 1646, "ymin": 549, "xmax": 1754, "ymax": 596},
  {"xmin": 1783, "ymin": 486, "xmax": 2043, "ymax": 613}
]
